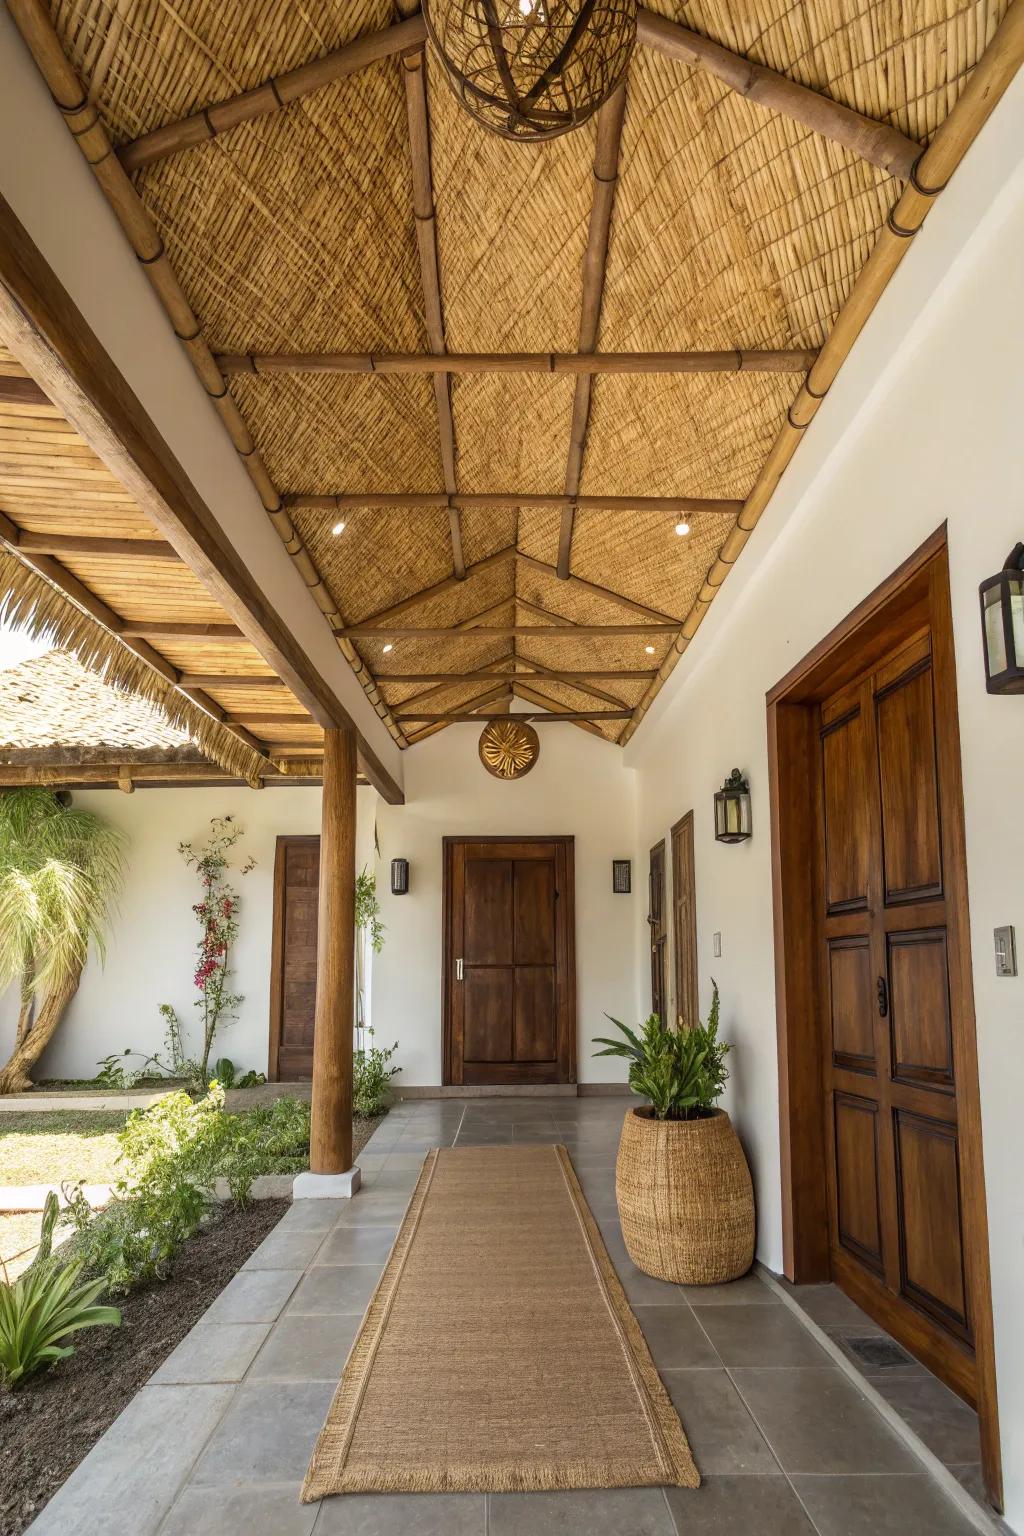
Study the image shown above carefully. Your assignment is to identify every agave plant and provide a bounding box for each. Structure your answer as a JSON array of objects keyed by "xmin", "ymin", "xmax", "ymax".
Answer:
[
  {"xmin": 594, "ymin": 983, "xmax": 729, "ymax": 1120},
  {"xmin": 0, "ymin": 1196, "xmax": 121, "ymax": 1386}
]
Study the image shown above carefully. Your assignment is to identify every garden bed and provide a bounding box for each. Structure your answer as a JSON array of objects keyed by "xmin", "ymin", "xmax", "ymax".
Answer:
[{"xmin": 0, "ymin": 1199, "xmax": 289, "ymax": 1536}]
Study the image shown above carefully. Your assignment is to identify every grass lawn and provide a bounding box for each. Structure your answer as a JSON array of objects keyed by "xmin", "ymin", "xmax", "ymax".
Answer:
[{"xmin": 0, "ymin": 1111, "xmax": 130, "ymax": 1186}]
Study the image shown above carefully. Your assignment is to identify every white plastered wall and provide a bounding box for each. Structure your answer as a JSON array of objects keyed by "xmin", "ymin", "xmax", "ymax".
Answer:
[{"xmin": 624, "ymin": 79, "xmax": 1024, "ymax": 1529}]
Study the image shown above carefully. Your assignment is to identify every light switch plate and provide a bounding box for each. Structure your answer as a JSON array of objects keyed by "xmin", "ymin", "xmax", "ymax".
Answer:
[
  {"xmin": 994, "ymin": 926, "xmax": 1017, "ymax": 977},
  {"xmin": 713, "ymin": 931, "xmax": 722, "ymax": 958}
]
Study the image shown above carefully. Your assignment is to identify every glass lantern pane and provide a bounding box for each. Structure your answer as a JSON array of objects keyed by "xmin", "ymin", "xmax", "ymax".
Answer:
[
  {"xmin": 1008, "ymin": 576, "xmax": 1024, "ymax": 668},
  {"xmin": 983, "ymin": 585, "xmax": 1007, "ymax": 676}
]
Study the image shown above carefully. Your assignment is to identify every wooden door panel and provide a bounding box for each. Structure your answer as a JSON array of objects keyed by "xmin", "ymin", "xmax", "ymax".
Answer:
[
  {"xmin": 514, "ymin": 860, "xmax": 556, "ymax": 965},
  {"xmin": 465, "ymin": 859, "xmax": 514, "ymax": 964},
  {"xmin": 821, "ymin": 705, "xmax": 872, "ymax": 914},
  {"xmin": 894, "ymin": 1111, "xmax": 970, "ymax": 1337},
  {"xmin": 828, "ymin": 936, "xmax": 876, "ymax": 1070},
  {"xmin": 888, "ymin": 930, "xmax": 955, "ymax": 1089},
  {"xmin": 514, "ymin": 967, "xmax": 557, "ymax": 1061},
  {"xmin": 463, "ymin": 968, "xmax": 514, "ymax": 1062},
  {"xmin": 875, "ymin": 659, "xmax": 943, "ymax": 905},
  {"xmin": 671, "ymin": 813, "xmax": 698, "ymax": 1031},
  {"xmin": 270, "ymin": 836, "xmax": 320, "ymax": 1080},
  {"xmin": 649, "ymin": 840, "xmax": 667, "ymax": 1019},
  {"xmin": 834, "ymin": 1093, "xmax": 884, "ymax": 1271}
]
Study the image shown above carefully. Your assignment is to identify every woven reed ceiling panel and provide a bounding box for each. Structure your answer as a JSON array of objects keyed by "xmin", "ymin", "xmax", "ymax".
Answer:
[{"xmin": 37, "ymin": 0, "xmax": 1013, "ymax": 747}]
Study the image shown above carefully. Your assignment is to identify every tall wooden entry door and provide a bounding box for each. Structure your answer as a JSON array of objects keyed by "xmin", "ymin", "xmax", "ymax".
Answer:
[
  {"xmin": 443, "ymin": 837, "xmax": 576, "ymax": 1086},
  {"xmin": 818, "ymin": 630, "xmax": 975, "ymax": 1399},
  {"xmin": 268, "ymin": 835, "xmax": 319, "ymax": 1079}
]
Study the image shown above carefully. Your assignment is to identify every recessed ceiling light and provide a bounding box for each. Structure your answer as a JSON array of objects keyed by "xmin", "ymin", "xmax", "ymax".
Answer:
[
  {"xmin": 645, "ymin": 645, "xmax": 655, "ymax": 655},
  {"xmin": 382, "ymin": 642, "xmax": 394, "ymax": 654},
  {"xmin": 674, "ymin": 520, "xmax": 690, "ymax": 537},
  {"xmin": 332, "ymin": 520, "xmax": 346, "ymax": 536}
]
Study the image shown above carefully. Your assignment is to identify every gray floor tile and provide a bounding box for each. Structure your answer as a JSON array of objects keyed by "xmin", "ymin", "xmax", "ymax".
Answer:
[
  {"xmin": 782, "ymin": 1281, "xmax": 884, "ymax": 1332},
  {"xmin": 665, "ymin": 1475, "xmax": 815, "ymax": 1533},
  {"xmin": 249, "ymin": 1312, "xmax": 360, "ymax": 1381},
  {"xmin": 243, "ymin": 1227, "xmax": 328, "ymax": 1271},
  {"xmin": 313, "ymin": 1492, "xmax": 486, "ymax": 1534},
  {"xmin": 314, "ymin": 1225, "xmax": 398, "ymax": 1266},
  {"xmin": 693, "ymin": 1304, "xmax": 831, "ymax": 1367},
  {"xmin": 160, "ymin": 1484, "xmax": 318, "ymax": 1536},
  {"xmin": 151, "ymin": 1322, "xmax": 270, "ymax": 1385},
  {"xmin": 489, "ymin": 1488, "xmax": 676, "ymax": 1535},
  {"xmin": 663, "ymin": 1369, "xmax": 779, "ymax": 1474},
  {"xmin": 288, "ymin": 1262, "xmax": 381, "ymax": 1314},
  {"xmin": 384, "ymin": 1151, "xmax": 432, "ymax": 1170},
  {"xmin": 596, "ymin": 1219, "xmax": 630, "ymax": 1270},
  {"xmin": 203, "ymin": 1267, "xmax": 303, "ymax": 1324},
  {"xmin": 26, "ymin": 1384, "xmax": 235, "ymax": 1536},
  {"xmin": 188, "ymin": 1381, "xmax": 335, "ymax": 1486},
  {"xmin": 678, "ymin": 1273, "xmax": 777, "ymax": 1306},
  {"xmin": 633, "ymin": 1306, "xmax": 722, "ymax": 1369},
  {"xmin": 732, "ymin": 1368, "xmax": 919, "ymax": 1475},
  {"xmin": 793, "ymin": 1473, "xmax": 983, "ymax": 1535},
  {"xmin": 277, "ymin": 1201, "xmax": 350, "ymax": 1232},
  {"xmin": 869, "ymin": 1376, "xmax": 981, "ymax": 1465},
  {"xmin": 825, "ymin": 1329, "xmax": 926, "ymax": 1378},
  {"xmin": 618, "ymin": 1265, "xmax": 687, "ymax": 1306},
  {"xmin": 333, "ymin": 1196, "xmax": 413, "ymax": 1226}
]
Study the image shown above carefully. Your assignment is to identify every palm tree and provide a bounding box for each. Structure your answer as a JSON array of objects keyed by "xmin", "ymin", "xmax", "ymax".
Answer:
[{"xmin": 0, "ymin": 788, "xmax": 127, "ymax": 1094}]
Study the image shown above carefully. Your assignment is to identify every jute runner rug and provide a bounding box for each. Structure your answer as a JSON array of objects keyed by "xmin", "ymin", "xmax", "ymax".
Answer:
[{"xmin": 302, "ymin": 1143, "xmax": 699, "ymax": 1499}]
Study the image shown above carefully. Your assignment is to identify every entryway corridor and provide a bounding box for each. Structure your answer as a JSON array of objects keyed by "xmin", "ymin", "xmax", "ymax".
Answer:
[{"xmin": 27, "ymin": 1097, "xmax": 997, "ymax": 1536}]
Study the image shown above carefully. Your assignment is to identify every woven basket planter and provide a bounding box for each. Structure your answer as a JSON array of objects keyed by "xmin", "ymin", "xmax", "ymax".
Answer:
[{"xmin": 615, "ymin": 1107, "xmax": 754, "ymax": 1285}]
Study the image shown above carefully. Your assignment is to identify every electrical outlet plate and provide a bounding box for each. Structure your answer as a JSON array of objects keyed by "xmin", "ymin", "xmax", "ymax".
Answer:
[
  {"xmin": 994, "ymin": 925, "xmax": 1017, "ymax": 977},
  {"xmin": 713, "ymin": 931, "xmax": 722, "ymax": 958}
]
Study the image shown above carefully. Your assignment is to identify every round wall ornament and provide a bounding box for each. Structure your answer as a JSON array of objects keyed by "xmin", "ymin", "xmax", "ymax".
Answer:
[
  {"xmin": 478, "ymin": 718, "xmax": 540, "ymax": 779},
  {"xmin": 424, "ymin": 0, "xmax": 636, "ymax": 143}
]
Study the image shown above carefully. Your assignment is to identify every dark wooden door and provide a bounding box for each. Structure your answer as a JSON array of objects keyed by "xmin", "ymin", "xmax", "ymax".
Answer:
[
  {"xmin": 819, "ymin": 631, "xmax": 974, "ymax": 1398},
  {"xmin": 268, "ymin": 835, "xmax": 319, "ymax": 1079},
  {"xmin": 444, "ymin": 838, "xmax": 576, "ymax": 1086},
  {"xmin": 649, "ymin": 839, "xmax": 667, "ymax": 1021},
  {"xmin": 671, "ymin": 813, "xmax": 698, "ymax": 1030}
]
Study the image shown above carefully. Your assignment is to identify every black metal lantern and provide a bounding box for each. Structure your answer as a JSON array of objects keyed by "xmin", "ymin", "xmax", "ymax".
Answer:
[
  {"xmin": 424, "ymin": 0, "xmax": 636, "ymax": 142},
  {"xmin": 980, "ymin": 543, "xmax": 1024, "ymax": 693},
  {"xmin": 714, "ymin": 769, "xmax": 752, "ymax": 844},
  {"xmin": 390, "ymin": 858, "xmax": 410, "ymax": 896}
]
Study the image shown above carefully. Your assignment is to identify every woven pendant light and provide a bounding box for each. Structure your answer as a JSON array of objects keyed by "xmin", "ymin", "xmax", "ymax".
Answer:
[{"xmin": 425, "ymin": 0, "xmax": 636, "ymax": 142}]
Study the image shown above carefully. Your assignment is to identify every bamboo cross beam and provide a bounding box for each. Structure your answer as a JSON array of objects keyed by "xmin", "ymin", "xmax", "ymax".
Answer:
[
  {"xmin": 336, "ymin": 623, "xmax": 676, "ymax": 637},
  {"xmin": 216, "ymin": 349, "xmax": 817, "ymax": 377},
  {"xmin": 636, "ymin": 8, "xmax": 923, "ymax": 180},
  {"xmin": 116, "ymin": 15, "xmax": 427, "ymax": 171},
  {"xmin": 378, "ymin": 669, "xmax": 657, "ymax": 681},
  {"xmin": 397, "ymin": 709, "xmax": 633, "ymax": 722},
  {"xmin": 516, "ymin": 551, "xmax": 680, "ymax": 624},
  {"xmin": 402, "ymin": 44, "xmax": 464, "ymax": 579},
  {"xmin": 119, "ymin": 621, "xmax": 246, "ymax": 639},
  {"xmin": 286, "ymin": 492, "xmax": 744, "ymax": 515},
  {"xmin": 13, "ymin": 531, "xmax": 179, "ymax": 560},
  {"xmin": 559, "ymin": 82, "xmax": 627, "ymax": 581},
  {"xmin": 178, "ymin": 674, "xmax": 288, "ymax": 688},
  {"xmin": 355, "ymin": 546, "xmax": 515, "ymax": 627}
]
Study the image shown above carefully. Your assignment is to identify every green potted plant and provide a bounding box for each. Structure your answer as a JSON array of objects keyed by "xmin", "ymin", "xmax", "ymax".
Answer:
[{"xmin": 594, "ymin": 984, "xmax": 754, "ymax": 1285}]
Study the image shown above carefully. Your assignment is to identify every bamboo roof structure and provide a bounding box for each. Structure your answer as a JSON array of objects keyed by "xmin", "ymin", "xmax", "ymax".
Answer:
[{"xmin": 3, "ymin": 0, "xmax": 1021, "ymax": 747}]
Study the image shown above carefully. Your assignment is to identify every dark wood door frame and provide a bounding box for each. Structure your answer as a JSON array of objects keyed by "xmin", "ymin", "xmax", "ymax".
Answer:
[
  {"xmin": 267, "ymin": 833, "xmax": 319, "ymax": 1081},
  {"xmin": 671, "ymin": 812, "xmax": 698, "ymax": 1030},
  {"xmin": 442, "ymin": 835, "xmax": 577, "ymax": 1086},
  {"xmin": 766, "ymin": 526, "xmax": 1002, "ymax": 1508}
]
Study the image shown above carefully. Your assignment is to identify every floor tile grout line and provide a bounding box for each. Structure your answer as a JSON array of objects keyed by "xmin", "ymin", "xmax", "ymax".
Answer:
[
  {"xmin": 721, "ymin": 1360, "xmax": 831, "ymax": 1536},
  {"xmin": 754, "ymin": 1264, "xmax": 1002, "ymax": 1536}
]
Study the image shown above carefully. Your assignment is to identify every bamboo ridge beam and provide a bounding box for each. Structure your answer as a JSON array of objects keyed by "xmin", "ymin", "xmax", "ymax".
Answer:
[
  {"xmin": 116, "ymin": 16, "xmax": 427, "ymax": 172},
  {"xmin": 637, "ymin": 7, "xmax": 923, "ymax": 180},
  {"xmin": 621, "ymin": 0, "xmax": 1024, "ymax": 751},
  {"xmin": 216, "ymin": 348, "xmax": 817, "ymax": 376},
  {"xmin": 287, "ymin": 492, "xmax": 743, "ymax": 515},
  {"xmin": 559, "ymin": 82, "xmax": 627, "ymax": 581},
  {"xmin": 336, "ymin": 623, "xmax": 675, "ymax": 638},
  {"xmin": 379, "ymin": 669, "xmax": 657, "ymax": 682},
  {"xmin": 397, "ymin": 710, "xmax": 633, "ymax": 722}
]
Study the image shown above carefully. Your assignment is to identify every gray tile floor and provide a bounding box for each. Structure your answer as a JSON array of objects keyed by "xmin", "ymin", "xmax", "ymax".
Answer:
[{"xmin": 26, "ymin": 1096, "xmax": 994, "ymax": 1536}]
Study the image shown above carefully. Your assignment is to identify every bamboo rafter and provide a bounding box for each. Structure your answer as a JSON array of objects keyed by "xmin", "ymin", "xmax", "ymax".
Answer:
[
  {"xmin": 216, "ymin": 349, "xmax": 817, "ymax": 376},
  {"xmin": 286, "ymin": 492, "xmax": 743, "ymax": 514}
]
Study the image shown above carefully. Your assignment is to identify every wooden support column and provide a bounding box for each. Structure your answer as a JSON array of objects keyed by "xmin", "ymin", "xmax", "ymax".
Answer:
[{"xmin": 309, "ymin": 726, "xmax": 357, "ymax": 1175}]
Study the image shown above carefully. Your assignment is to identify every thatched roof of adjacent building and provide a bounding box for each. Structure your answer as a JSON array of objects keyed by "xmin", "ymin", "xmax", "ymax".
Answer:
[
  {"xmin": 1, "ymin": 0, "xmax": 1019, "ymax": 749},
  {"xmin": 0, "ymin": 650, "xmax": 194, "ymax": 758}
]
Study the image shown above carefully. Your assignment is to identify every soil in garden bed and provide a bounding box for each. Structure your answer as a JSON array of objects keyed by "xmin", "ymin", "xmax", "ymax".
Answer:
[{"xmin": 0, "ymin": 1199, "xmax": 289, "ymax": 1536}]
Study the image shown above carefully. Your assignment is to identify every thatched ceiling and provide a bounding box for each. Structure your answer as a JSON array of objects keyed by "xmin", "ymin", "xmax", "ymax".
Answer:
[{"xmin": 6, "ymin": 0, "xmax": 1015, "ymax": 746}]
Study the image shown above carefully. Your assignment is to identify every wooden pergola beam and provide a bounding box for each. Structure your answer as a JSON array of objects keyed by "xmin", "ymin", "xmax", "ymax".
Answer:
[
  {"xmin": 14, "ymin": 531, "xmax": 178, "ymax": 560},
  {"xmin": 217, "ymin": 348, "xmax": 817, "ymax": 376},
  {"xmin": 336, "ymin": 622, "xmax": 675, "ymax": 638},
  {"xmin": 0, "ymin": 374, "xmax": 48, "ymax": 405},
  {"xmin": 116, "ymin": 15, "xmax": 427, "ymax": 172},
  {"xmin": 0, "ymin": 762, "xmax": 334, "ymax": 787},
  {"xmin": 178, "ymin": 674, "xmax": 287, "ymax": 688},
  {"xmin": 118, "ymin": 621, "xmax": 246, "ymax": 639},
  {"xmin": 559, "ymin": 83, "xmax": 627, "ymax": 581},
  {"xmin": 401, "ymin": 45, "xmax": 464, "ymax": 580},
  {"xmin": 287, "ymin": 492, "xmax": 743, "ymax": 515},
  {"xmin": 636, "ymin": 7, "xmax": 923, "ymax": 180}
]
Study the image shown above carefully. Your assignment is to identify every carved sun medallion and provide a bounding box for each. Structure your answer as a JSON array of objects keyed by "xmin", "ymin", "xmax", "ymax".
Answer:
[{"xmin": 478, "ymin": 719, "xmax": 540, "ymax": 780}]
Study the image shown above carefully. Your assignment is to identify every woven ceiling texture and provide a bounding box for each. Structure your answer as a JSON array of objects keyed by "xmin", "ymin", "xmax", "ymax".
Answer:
[{"xmin": 48, "ymin": 0, "xmax": 1009, "ymax": 744}]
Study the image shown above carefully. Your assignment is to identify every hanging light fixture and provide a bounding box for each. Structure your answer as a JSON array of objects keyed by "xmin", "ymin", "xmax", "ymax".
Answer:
[
  {"xmin": 424, "ymin": 0, "xmax": 636, "ymax": 142},
  {"xmin": 714, "ymin": 769, "xmax": 752, "ymax": 844},
  {"xmin": 980, "ymin": 543, "xmax": 1024, "ymax": 693}
]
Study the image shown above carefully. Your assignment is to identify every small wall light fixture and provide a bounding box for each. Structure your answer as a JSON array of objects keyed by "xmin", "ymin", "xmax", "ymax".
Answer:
[
  {"xmin": 390, "ymin": 857, "xmax": 410, "ymax": 895},
  {"xmin": 612, "ymin": 858, "xmax": 632, "ymax": 894},
  {"xmin": 714, "ymin": 769, "xmax": 752, "ymax": 844},
  {"xmin": 980, "ymin": 543, "xmax": 1024, "ymax": 693}
]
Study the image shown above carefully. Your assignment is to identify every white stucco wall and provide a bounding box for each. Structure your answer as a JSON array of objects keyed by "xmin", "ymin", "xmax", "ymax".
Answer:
[{"xmin": 624, "ymin": 85, "xmax": 1024, "ymax": 1528}]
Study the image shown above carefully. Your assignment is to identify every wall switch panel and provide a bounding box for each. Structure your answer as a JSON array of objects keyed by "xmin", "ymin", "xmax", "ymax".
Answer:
[
  {"xmin": 713, "ymin": 931, "xmax": 722, "ymax": 958},
  {"xmin": 994, "ymin": 925, "xmax": 1017, "ymax": 977}
]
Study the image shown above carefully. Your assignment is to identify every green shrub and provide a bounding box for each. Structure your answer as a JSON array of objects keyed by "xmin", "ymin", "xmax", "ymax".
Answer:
[
  {"xmin": 354, "ymin": 1032, "xmax": 399, "ymax": 1117},
  {"xmin": 593, "ymin": 983, "xmax": 730, "ymax": 1120}
]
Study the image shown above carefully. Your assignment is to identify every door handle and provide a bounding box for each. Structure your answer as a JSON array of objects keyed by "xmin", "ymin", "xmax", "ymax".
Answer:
[
  {"xmin": 876, "ymin": 975, "xmax": 888, "ymax": 1017},
  {"xmin": 455, "ymin": 957, "xmax": 464, "ymax": 982}
]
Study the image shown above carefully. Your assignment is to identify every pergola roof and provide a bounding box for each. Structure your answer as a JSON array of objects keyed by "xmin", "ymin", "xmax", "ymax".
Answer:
[{"xmin": 2, "ymin": 0, "xmax": 1019, "ymax": 750}]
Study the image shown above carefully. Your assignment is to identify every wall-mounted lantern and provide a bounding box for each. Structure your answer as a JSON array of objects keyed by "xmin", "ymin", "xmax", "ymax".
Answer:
[
  {"xmin": 612, "ymin": 859, "xmax": 632, "ymax": 894},
  {"xmin": 390, "ymin": 858, "xmax": 410, "ymax": 896},
  {"xmin": 714, "ymin": 769, "xmax": 752, "ymax": 844},
  {"xmin": 980, "ymin": 543, "xmax": 1024, "ymax": 693}
]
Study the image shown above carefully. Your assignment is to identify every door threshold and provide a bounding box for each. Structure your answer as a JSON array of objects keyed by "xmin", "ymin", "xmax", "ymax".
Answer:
[{"xmin": 394, "ymin": 1084, "xmax": 581, "ymax": 1099}]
